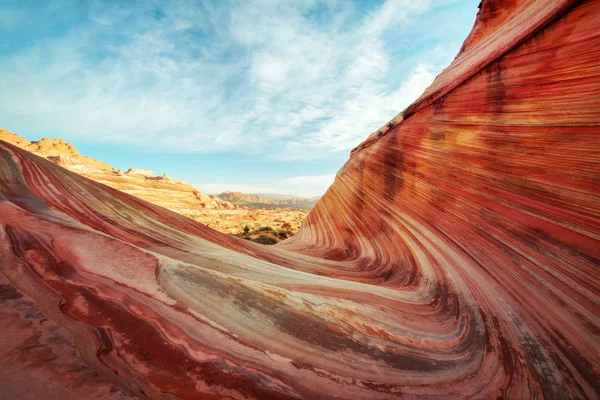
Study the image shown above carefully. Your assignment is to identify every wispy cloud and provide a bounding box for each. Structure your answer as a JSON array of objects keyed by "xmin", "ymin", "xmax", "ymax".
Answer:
[
  {"xmin": 0, "ymin": 0, "xmax": 469, "ymax": 160},
  {"xmin": 197, "ymin": 174, "xmax": 335, "ymax": 198}
]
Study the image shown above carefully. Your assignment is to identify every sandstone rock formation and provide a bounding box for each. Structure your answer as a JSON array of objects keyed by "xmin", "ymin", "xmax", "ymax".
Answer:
[
  {"xmin": 0, "ymin": 128, "xmax": 234, "ymax": 213},
  {"xmin": 125, "ymin": 168, "xmax": 157, "ymax": 177},
  {"xmin": 0, "ymin": 128, "xmax": 113, "ymax": 172},
  {"xmin": 0, "ymin": 1, "xmax": 599, "ymax": 399},
  {"xmin": 0, "ymin": 130, "xmax": 312, "ymax": 234}
]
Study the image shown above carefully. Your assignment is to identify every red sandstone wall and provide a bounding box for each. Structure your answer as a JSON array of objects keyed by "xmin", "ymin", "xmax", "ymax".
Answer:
[{"xmin": 285, "ymin": 1, "xmax": 600, "ymax": 397}]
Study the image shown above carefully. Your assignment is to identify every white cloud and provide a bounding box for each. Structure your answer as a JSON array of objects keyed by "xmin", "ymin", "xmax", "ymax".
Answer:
[
  {"xmin": 280, "ymin": 174, "xmax": 336, "ymax": 196},
  {"xmin": 284, "ymin": 60, "xmax": 437, "ymax": 158},
  {"xmin": 0, "ymin": 0, "xmax": 465, "ymax": 159},
  {"xmin": 198, "ymin": 174, "xmax": 336, "ymax": 198},
  {"xmin": 281, "ymin": 174, "xmax": 335, "ymax": 186},
  {"xmin": 196, "ymin": 183, "xmax": 280, "ymax": 196}
]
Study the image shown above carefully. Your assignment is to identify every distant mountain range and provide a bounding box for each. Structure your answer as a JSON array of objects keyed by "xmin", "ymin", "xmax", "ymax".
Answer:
[{"xmin": 216, "ymin": 191, "xmax": 319, "ymax": 211}]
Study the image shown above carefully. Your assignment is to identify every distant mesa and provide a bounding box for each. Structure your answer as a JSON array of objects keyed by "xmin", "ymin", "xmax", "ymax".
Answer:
[
  {"xmin": 217, "ymin": 191, "xmax": 319, "ymax": 211},
  {"xmin": 219, "ymin": 191, "xmax": 276, "ymax": 204}
]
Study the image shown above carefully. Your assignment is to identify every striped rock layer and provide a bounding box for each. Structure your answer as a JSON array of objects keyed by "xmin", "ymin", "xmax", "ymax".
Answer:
[{"xmin": 0, "ymin": 0, "xmax": 598, "ymax": 399}]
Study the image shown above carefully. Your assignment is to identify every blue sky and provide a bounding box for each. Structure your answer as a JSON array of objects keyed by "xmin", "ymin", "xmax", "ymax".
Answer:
[{"xmin": 0, "ymin": 0, "xmax": 478, "ymax": 197}]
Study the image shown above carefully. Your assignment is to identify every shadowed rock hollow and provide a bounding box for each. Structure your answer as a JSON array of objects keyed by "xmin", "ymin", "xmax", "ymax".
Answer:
[{"xmin": 0, "ymin": 0, "xmax": 599, "ymax": 399}]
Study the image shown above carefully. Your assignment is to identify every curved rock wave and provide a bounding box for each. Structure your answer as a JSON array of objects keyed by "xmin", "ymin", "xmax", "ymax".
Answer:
[{"xmin": 0, "ymin": 0, "xmax": 599, "ymax": 398}]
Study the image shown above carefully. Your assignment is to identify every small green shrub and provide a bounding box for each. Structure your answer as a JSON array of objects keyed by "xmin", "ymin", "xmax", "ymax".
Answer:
[{"xmin": 252, "ymin": 235, "xmax": 277, "ymax": 245}]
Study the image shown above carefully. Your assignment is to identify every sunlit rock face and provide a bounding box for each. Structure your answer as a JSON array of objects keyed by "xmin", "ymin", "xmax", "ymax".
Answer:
[
  {"xmin": 0, "ymin": 129, "xmax": 236, "ymax": 213},
  {"xmin": 0, "ymin": 1, "xmax": 598, "ymax": 399}
]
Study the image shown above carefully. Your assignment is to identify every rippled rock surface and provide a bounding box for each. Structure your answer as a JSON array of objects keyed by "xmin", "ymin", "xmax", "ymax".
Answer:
[{"xmin": 1, "ymin": 0, "xmax": 599, "ymax": 398}]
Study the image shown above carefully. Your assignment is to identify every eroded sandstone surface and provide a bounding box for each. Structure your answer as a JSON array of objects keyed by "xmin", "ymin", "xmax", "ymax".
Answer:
[{"xmin": 0, "ymin": 128, "xmax": 233, "ymax": 212}]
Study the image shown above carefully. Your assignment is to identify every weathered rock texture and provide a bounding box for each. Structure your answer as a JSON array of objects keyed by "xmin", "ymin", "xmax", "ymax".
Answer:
[
  {"xmin": 0, "ymin": 128, "xmax": 234, "ymax": 212},
  {"xmin": 0, "ymin": 128, "xmax": 114, "ymax": 172},
  {"xmin": 0, "ymin": 0, "xmax": 598, "ymax": 399}
]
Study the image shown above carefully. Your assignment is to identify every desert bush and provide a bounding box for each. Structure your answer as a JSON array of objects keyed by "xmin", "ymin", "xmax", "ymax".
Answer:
[
  {"xmin": 252, "ymin": 235, "xmax": 277, "ymax": 245},
  {"xmin": 281, "ymin": 222, "xmax": 292, "ymax": 230}
]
